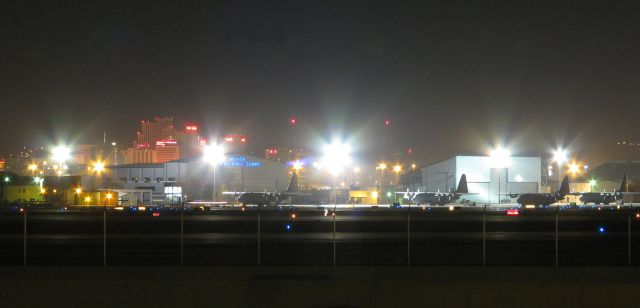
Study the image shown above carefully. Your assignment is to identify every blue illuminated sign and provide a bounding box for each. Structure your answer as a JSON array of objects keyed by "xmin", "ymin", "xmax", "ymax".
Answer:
[{"xmin": 224, "ymin": 156, "xmax": 263, "ymax": 168}]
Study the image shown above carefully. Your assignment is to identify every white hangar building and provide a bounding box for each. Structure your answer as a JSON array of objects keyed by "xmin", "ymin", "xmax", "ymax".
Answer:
[{"xmin": 401, "ymin": 155, "xmax": 542, "ymax": 204}]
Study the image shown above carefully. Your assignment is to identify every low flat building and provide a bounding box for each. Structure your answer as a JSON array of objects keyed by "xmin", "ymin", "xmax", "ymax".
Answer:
[{"xmin": 105, "ymin": 154, "xmax": 289, "ymax": 203}]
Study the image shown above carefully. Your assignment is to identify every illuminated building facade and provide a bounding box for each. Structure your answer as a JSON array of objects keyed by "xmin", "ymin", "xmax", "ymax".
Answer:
[
  {"xmin": 123, "ymin": 147, "xmax": 155, "ymax": 164},
  {"xmin": 401, "ymin": 155, "xmax": 541, "ymax": 204},
  {"xmin": 135, "ymin": 117, "xmax": 176, "ymax": 149},
  {"xmin": 154, "ymin": 140, "xmax": 180, "ymax": 163}
]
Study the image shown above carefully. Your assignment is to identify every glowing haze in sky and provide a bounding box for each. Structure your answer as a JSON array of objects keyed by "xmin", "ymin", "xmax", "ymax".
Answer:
[{"xmin": 1, "ymin": 1, "xmax": 639, "ymax": 164}]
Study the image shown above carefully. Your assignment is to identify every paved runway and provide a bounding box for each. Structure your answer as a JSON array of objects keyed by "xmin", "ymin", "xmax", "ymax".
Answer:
[{"xmin": 0, "ymin": 205, "xmax": 638, "ymax": 266}]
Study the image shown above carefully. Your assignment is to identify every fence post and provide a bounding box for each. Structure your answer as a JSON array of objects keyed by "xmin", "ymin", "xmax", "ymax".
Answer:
[
  {"xmin": 483, "ymin": 205, "xmax": 486, "ymax": 267},
  {"xmin": 258, "ymin": 204, "xmax": 261, "ymax": 266},
  {"xmin": 407, "ymin": 204, "xmax": 411, "ymax": 267},
  {"xmin": 555, "ymin": 205, "xmax": 559, "ymax": 268},
  {"xmin": 23, "ymin": 207, "xmax": 27, "ymax": 266},
  {"xmin": 103, "ymin": 206, "xmax": 107, "ymax": 267},
  {"xmin": 181, "ymin": 201, "xmax": 184, "ymax": 267},
  {"xmin": 332, "ymin": 175, "xmax": 338, "ymax": 268},
  {"xmin": 629, "ymin": 214, "xmax": 631, "ymax": 267}
]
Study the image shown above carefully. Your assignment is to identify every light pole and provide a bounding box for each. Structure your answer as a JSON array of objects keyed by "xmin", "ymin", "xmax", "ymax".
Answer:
[
  {"xmin": 51, "ymin": 145, "xmax": 71, "ymax": 206},
  {"xmin": 74, "ymin": 187, "xmax": 82, "ymax": 205},
  {"xmin": 319, "ymin": 140, "xmax": 352, "ymax": 267},
  {"xmin": 589, "ymin": 179, "xmax": 597, "ymax": 193},
  {"xmin": 203, "ymin": 143, "xmax": 226, "ymax": 202},
  {"xmin": 393, "ymin": 164, "xmax": 402, "ymax": 204},
  {"xmin": 552, "ymin": 148, "xmax": 568, "ymax": 191},
  {"xmin": 352, "ymin": 166, "xmax": 360, "ymax": 187},
  {"xmin": 377, "ymin": 163, "xmax": 387, "ymax": 205},
  {"xmin": 3, "ymin": 176, "xmax": 10, "ymax": 204}
]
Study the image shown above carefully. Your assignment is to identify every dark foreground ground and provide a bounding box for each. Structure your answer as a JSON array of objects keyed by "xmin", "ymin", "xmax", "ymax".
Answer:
[{"xmin": 1, "ymin": 266, "xmax": 639, "ymax": 307}]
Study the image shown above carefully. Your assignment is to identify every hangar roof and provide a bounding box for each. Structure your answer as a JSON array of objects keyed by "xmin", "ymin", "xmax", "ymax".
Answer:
[{"xmin": 585, "ymin": 161, "xmax": 640, "ymax": 182}]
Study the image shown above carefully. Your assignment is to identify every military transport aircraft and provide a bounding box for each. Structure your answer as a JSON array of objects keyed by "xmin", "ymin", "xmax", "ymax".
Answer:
[
  {"xmin": 578, "ymin": 175, "xmax": 636, "ymax": 205},
  {"xmin": 224, "ymin": 173, "xmax": 305, "ymax": 206},
  {"xmin": 400, "ymin": 174, "xmax": 471, "ymax": 206},
  {"xmin": 511, "ymin": 175, "xmax": 570, "ymax": 207}
]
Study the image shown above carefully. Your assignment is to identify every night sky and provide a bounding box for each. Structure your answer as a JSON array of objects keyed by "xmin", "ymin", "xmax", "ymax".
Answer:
[{"xmin": 2, "ymin": 1, "xmax": 639, "ymax": 164}]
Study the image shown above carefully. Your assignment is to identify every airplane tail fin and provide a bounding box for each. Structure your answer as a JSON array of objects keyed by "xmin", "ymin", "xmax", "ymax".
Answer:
[
  {"xmin": 286, "ymin": 172, "xmax": 299, "ymax": 193},
  {"xmin": 618, "ymin": 174, "xmax": 629, "ymax": 193},
  {"xmin": 558, "ymin": 175, "xmax": 570, "ymax": 195},
  {"xmin": 455, "ymin": 174, "xmax": 469, "ymax": 194}
]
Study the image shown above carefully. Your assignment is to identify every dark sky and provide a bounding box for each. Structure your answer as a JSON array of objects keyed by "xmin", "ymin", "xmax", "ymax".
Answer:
[{"xmin": 1, "ymin": 1, "xmax": 639, "ymax": 164}]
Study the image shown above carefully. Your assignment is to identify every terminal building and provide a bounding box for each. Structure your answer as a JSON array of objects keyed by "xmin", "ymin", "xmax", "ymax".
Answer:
[
  {"xmin": 401, "ymin": 155, "xmax": 541, "ymax": 204},
  {"xmin": 105, "ymin": 154, "xmax": 289, "ymax": 204}
]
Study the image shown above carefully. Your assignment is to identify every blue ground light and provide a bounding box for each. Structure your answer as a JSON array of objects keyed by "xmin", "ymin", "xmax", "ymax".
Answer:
[
  {"xmin": 285, "ymin": 224, "xmax": 292, "ymax": 232},
  {"xmin": 598, "ymin": 226, "xmax": 606, "ymax": 234}
]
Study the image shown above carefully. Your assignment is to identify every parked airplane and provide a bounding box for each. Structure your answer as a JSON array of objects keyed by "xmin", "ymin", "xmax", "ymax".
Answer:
[
  {"xmin": 578, "ymin": 175, "xmax": 635, "ymax": 205},
  {"xmin": 400, "ymin": 174, "xmax": 471, "ymax": 206},
  {"xmin": 512, "ymin": 175, "xmax": 570, "ymax": 207},
  {"xmin": 224, "ymin": 173, "xmax": 304, "ymax": 206}
]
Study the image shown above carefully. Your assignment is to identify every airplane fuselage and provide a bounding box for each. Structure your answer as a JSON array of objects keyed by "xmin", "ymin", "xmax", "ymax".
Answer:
[
  {"xmin": 579, "ymin": 193, "xmax": 618, "ymax": 205},
  {"xmin": 412, "ymin": 193, "xmax": 460, "ymax": 206},
  {"xmin": 517, "ymin": 194, "xmax": 565, "ymax": 206},
  {"xmin": 237, "ymin": 193, "xmax": 277, "ymax": 206}
]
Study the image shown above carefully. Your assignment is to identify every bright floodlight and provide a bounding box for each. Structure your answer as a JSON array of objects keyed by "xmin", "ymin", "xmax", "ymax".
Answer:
[
  {"xmin": 489, "ymin": 146, "xmax": 512, "ymax": 168},
  {"xmin": 568, "ymin": 162, "xmax": 580, "ymax": 175},
  {"xmin": 292, "ymin": 160, "xmax": 303, "ymax": 172},
  {"xmin": 393, "ymin": 164, "xmax": 402, "ymax": 173},
  {"xmin": 320, "ymin": 140, "xmax": 352, "ymax": 175},
  {"xmin": 589, "ymin": 179, "xmax": 597, "ymax": 187},
  {"xmin": 51, "ymin": 145, "xmax": 71, "ymax": 163},
  {"xmin": 203, "ymin": 143, "xmax": 226, "ymax": 165},
  {"xmin": 93, "ymin": 161, "xmax": 106, "ymax": 173},
  {"xmin": 552, "ymin": 148, "xmax": 568, "ymax": 164}
]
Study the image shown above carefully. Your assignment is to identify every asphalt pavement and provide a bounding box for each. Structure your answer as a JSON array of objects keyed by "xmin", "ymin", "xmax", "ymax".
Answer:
[{"xmin": 0, "ymin": 205, "xmax": 638, "ymax": 266}]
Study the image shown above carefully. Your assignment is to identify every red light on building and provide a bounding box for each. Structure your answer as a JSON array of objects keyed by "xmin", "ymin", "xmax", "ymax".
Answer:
[
  {"xmin": 225, "ymin": 137, "xmax": 234, "ymax": 142},
  {"xmin": 384, "ymin": 119, "xmax": 391, "ymax": 126},
  {"xmin": 185, "ymin": 125, "xmax": 198, "ymax": 131},
  {"xmin": 240, "ymin": 137, "xmax": 246, "ymax": 143},
  {"xmin": 407, "ymin": 148, "xmax": 413, "ymax": 155},
  {"xmin": 290, "ymin": 117, "xmax": 297, "ymax": 125}
]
